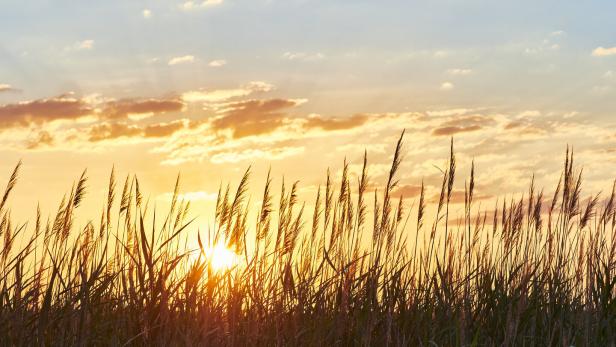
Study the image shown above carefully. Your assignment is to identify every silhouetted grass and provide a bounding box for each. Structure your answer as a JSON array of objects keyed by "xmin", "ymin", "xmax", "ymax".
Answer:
[{"xmin": 0, "ymin": 132, "xmax": 614, "ymax": 346}]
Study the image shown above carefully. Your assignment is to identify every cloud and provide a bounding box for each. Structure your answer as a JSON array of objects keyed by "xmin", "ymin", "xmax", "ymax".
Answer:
[
  {"xmin": 432, "ymin": 125, "xmax": 482, "ymax": 136},
  {"xmin": 88, "ymin": 120, "xmax": 188, "ymax": 142},
  {"xmin": 182, "ymin": 81, "xmax": 274, "ymax": 103},
  {"xmin": 524, "ymin": 32, "xmax": 564, "ymax": 55},
  {"xmin": 180, "ymin": 0, "xmax": 223, "ymax": 10},
  {"xmin": 440, "ymin": 82, "xmax": 454, "ymax": 91},
  {"xmin": 433, "ymin": 50, "xmax": 449, "ymax": 58},
  {"xmin": 89, "ymin": 123, "xmax": 142, "ymax": 142},
  {"xmin": 168, "ymin": 55, "xmax": 195, "ymax": 65},
  {"xmin": 303, "ymin": 114, "xmax": 370, "ymax": 131},
  {"xmin": 144, "ymin": 120, "xmax": 186, "ymax": 138},
  {"xmin": 143, "ymin": 9, "xmax": 152, "ymax": 18},
  {"xmin": 67, "ymin": 40, "xmax": 94, "ymax": 51},
  {"xmin": 25, "ymin": 131, "xmax": 54, "ymax": 149},
  {"xmin": 282, "ymin": 52, "xmax": 325, "ymax": 61},
  {"xmin": 517, "ymin": 110, "xmax": 541, "ymax": 118},
  {"xmin": 0, "ymin": 84, "xmax": 19, "ymax": 93},
  {"xmin": 447, "ymin": 68, "xmax": 472, "ymax": 76},
  {"xmin": 208, "ymin": 59, "xmax": 227, "ymax": 67},
  {"xmin": 592, "ymin": 46, "xmax": 616, "ymax": 57},
  {"xmin": 101, "ymin": 98, "xmax": 184, "ymax": 119},
  {"xmin": 431, "ymin": 114, "xmax": 496, "ymax": 136},
  {"xmin": 393, "ymin": 184, "xmax": 423, "ymax": 198},
  {"xmin": 427, "ymin": 108, "xmax": 479, "ymax": 117},
  {"xmin": 211, "ymin": 98, "xmax": 306, "ymax": 138},
  {"xmin": 0, "ymin": 95, "xmax": 92, "ymax": 129},
  {"xmin": 210, "ymin": 146, "xmax": 305, "ymax": 164}
]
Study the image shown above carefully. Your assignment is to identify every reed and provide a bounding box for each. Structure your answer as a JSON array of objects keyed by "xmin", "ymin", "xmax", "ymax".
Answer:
[{"xmin": 0, "ymin": 132, "xmax": 614, "ymax": 346}]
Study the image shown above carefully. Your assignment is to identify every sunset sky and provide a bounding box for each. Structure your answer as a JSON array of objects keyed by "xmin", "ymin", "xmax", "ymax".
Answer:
[{"xmin": 1, "ymin": 0, "xmax": 616, "ymax": 226}]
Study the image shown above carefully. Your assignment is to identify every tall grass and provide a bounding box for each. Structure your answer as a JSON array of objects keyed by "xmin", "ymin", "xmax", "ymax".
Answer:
[{"xmin": 0, "ymin": 132, "xmax": 615, "ymax": 346}]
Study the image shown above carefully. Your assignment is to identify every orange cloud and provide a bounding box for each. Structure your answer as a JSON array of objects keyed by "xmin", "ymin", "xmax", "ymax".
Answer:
[
  {"xmin": 393, "ymin": 184, "xmax": 423, "ymax": 198},
  {"xmin": 101, "ymin": 98, "xmax": 184, "ymax": 119},
  {"xmin": 89, "ymin": 120, "xmax": 188, "ymax": 142},
  {"xmin": 212, "ymin": 98, "xmax": 304, "ymax": 138},
  {"xmin": 303, "ymin": 114, "xmax": 370, "ymax": 131},
  {"xmin": 0, "ymin": 95, "xmax": 92, "ymax": 129},
  {"xmin": 144, "ymin": 121, "xmax": 186, "ymax": 138},
  {"xmin": 432, "ymin": 125, "xmax": 482, "ymax": 136},
  {"xmin": 25, "ymin": 131, "xmax": 54, "ymax": 149},
  {"xmin": 89, "ymin": 123, "xmax": 142, "ymax": 142}
]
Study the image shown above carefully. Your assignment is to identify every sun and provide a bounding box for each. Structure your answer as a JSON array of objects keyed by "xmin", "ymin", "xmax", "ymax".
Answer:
[{"xmin": 202, "ymin": 241, "xmax": 239, "ymax": 272}]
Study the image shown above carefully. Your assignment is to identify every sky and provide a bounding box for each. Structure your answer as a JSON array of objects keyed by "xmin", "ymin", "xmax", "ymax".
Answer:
[{"xmin": 1, "ymin": 0, "xmax": 616, "ymax": 227}]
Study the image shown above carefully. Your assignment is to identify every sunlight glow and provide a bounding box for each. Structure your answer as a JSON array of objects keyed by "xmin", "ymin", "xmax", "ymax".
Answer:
[{"xmin": 202, "ymin": 241, "xmax": 239, "ymax": 271}]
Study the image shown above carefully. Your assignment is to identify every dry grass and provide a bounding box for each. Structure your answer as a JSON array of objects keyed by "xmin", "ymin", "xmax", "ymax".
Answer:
[{"xmin": 0, "ymin": 132, "xmax": 615, "ymax": 346}]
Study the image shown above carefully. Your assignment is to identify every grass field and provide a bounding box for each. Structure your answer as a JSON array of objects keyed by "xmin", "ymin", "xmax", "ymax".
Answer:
[{"xmin": 0, "ymin": 132, "xmax": 615, "ymax": 346}]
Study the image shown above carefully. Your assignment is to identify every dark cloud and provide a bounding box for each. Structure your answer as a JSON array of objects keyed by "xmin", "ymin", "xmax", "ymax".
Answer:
[
  {"xmin": 432, "ymin": 114, "xmax": 496, "ymax": 136},
  {"xmin": 432, "ymin": 125, "xmax": 482, "ymax": 136},
  {"xmin": 0, "ymin": 95, "xmax": 92, "ymax": 129},
  {"xmin": 89, "ymin": 123, "xmax": 142, "ymax": 142},
  {"xmin": 144, "ymin": 121, "xmax": 185, "ymax": 138},
  {"xmin": 505, "ymin": 122, "xmax": 522, "ymax": 130},
  {"xmin": 101, "ymin": 98, "xmax": 184, "ymax": 119},
  {"xmin": 0, "ymin": 95, "xmax": 183, "ymax": 131},
  {"xmin": 303, "ymin": 114, "xmax": 369, "ymax": 131},
  {"xmin": 211, "ymin": 99, "xmax": 302, "ymax": 138},
  {"xmin": 89, "ymin": 120, "xmax": 188, "ymax": 142}
]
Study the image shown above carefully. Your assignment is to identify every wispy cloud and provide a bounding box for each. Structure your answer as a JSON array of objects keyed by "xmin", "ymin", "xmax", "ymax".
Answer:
[
  {"xmin": 440, "ymin": 82, "xmax": 454, "ymax": 91},
  {"xmin": 592, "ymin": 46, "xmax": 616, "ymax": 57},
  {"xmin": 168, "ymin": 55, "xmax": 195, "ymax": 65},
  {"xmin": 210, "ymin": 147, "xmax": 305, "ymax": 164},
  {"xmin": 447, "ymin": 68, "xmax": 472, "ymax": 76},
  {"xmin": 182, "ymin": 81, "xmax": 274, "ymax": 103},
  {"xmin": 180, "ymin": 0, "xmax": 223, "ymax": 10},
  {"xmin": 66, "ymin": 39, "xmax": 94, "ymax": 51},
  {"xmin": 282, "ymin": 52, "xmax": 325, "ymax": 61},
  {"xmin": 208, "ymin": 59, "xmax": 227, "ymax": 67},
  {"xmin": 0, "ymin": 84, "xmax": 19, "ymax": 93}
]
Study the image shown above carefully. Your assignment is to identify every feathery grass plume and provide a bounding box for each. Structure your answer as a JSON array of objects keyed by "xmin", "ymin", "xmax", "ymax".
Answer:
[
  {"xmin": 443, "ymin": 137, "xmax": 456, "ymax": 262},
  {"xmin": 580, "ymin": 193, "xmax": 600, "ymax": 229},
  {"xmin": 119, "ymin": 174, "xmax": 130, "ymax": 215},
  {"xmin": 356, "ymin": 150, "xmax": 369, "ymax": 232},
  {"xmin": 257, "ymin": 169, "xmax": 273, "ymax": 242},
  {"xmin": 311, "ymin": 185, "xmax": 322, "ymax": 241},
  {"xmin": 74, "ymin": 170, "xmax": 87, "ymax": 208},
  {"xmin": 106, "ymin": 166, "xmax": 116, "ymax": 234},
  {"xmin": 0, "ymin": 161, "xmax": 20, "ymax": 213},
  {"xmin": 134, "ymin": 175, "xmax": 143, "ymax": 208},
  {"xmin": 379, "ymin": 130, "xmax": 405, "ymax": 248}
]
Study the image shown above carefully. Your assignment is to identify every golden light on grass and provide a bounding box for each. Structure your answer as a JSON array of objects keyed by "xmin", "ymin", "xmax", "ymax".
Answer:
[{"xmin": 1, "ymin": 132, "xmax": 615, "ymax": 345}]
